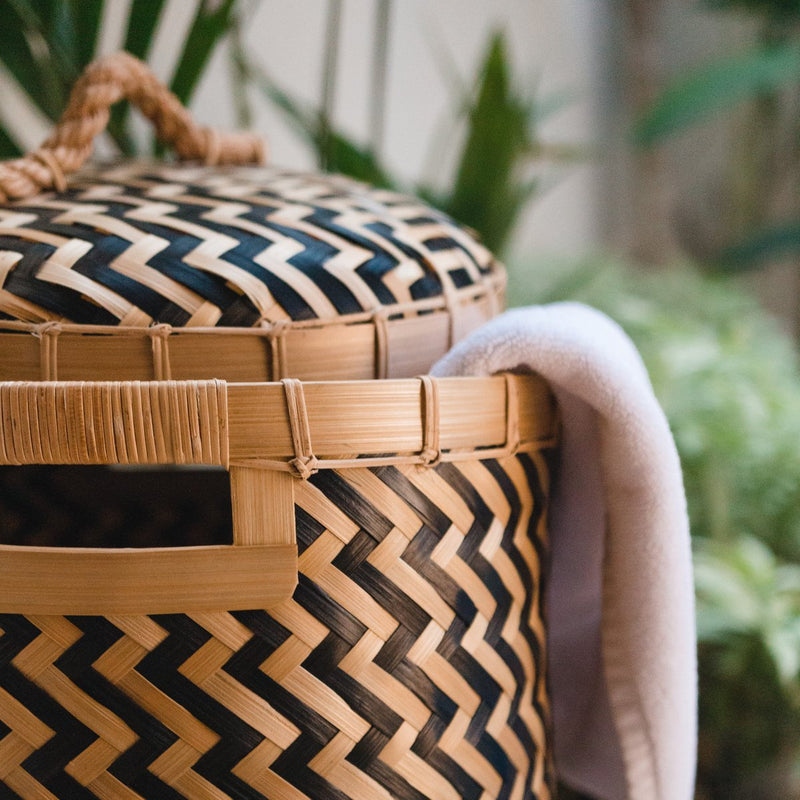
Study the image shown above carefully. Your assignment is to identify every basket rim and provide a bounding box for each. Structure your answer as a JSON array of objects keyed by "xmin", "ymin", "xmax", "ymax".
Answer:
[
  {"xmin": 0, "ymin": 373, "xmax": 558, "ymax": 471},
  {"xmin": 0, "ymin": 273, "xmax": 505, "ymax": 382}
]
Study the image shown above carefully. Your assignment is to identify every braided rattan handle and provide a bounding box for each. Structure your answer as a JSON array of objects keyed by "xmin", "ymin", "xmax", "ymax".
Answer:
[{"xmin": 0, "ymin": 52, "xmax": 267, "ymax": 203}]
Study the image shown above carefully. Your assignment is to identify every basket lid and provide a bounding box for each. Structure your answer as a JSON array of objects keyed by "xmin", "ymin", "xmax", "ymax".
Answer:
[
  {"xmin": 0, "ymin": 53, "xmax": 504, "ymax": 381},
  {"xmin": 0, "ymin": 162, "xmax": 503, "ymax": 328}
]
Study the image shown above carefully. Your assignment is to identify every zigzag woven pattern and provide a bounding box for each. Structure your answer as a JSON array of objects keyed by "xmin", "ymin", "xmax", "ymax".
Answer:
[
  {"xmin": 0, "ymin": 453, "xmax": 554, "ymax": 799},
  {"xmin": 0, "ymin": 163, "xmax": 500, "ymax": 327}
]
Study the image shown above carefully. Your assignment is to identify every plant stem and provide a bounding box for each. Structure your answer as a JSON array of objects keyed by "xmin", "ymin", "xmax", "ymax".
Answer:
[
  {"xmin": 319, "ymin": 0, "xmax": 343, "ymax": 170},
  {"xmin": 230, "ymin": 12, "xmax": 253, "ymax": 129},
  {"xmin": 369, "ymin": 0, "xmax": 392, "ymax": 159}
]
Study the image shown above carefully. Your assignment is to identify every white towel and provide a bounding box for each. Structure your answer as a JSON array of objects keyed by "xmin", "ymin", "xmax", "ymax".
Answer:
[{"xmin": 432, "ymin": 303, "xmax": 696, "ymax": 800}]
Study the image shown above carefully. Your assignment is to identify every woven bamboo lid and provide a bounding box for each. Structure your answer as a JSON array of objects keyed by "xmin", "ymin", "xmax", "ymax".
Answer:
[{"xmin": 0, "ymin": 53, "xmax": 504, "ymax": 381}]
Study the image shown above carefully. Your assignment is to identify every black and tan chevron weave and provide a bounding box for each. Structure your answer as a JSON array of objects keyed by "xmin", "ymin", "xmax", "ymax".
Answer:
[
  {"xmin": 0, "ymin": 453, "xmax": 554, "ymax": 800},
  {"xmin": 0, "ymin": 163, "xmax": 500, "ymax": 328}
]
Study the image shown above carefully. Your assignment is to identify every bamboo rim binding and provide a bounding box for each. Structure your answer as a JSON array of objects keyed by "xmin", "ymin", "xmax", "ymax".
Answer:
[
  {"xmin": 0, "ymin": 375, "xmax": 557, "ymax": 470},
  {"xmin": 0, "ymin": 52, "xmax": 267, "ymax": 204},
  {"xmin": 0, "ymin": 271, "xmax": 505, "ymax": 382}
]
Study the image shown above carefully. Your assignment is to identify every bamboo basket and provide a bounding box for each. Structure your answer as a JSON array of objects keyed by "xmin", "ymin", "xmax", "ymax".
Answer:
[{"xmin": 0, "ymin": 54, "xmax": 559, "ymax": 800}]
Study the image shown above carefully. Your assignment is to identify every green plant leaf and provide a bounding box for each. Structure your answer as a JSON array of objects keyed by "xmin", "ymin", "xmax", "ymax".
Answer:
[
  {"xmin": 443, "ymin": 32, "xmax": 533, "ymax": 253},
  {"xmin": 39, "ymin": 1, "xmax": 79, "ymax": 75},
  {"xmin": 319, "ymin": 134, "xmax": 395, "ymax": 188},
  {"xmin": 0, "ymin": 0, "xmax": 64, "ymax": 120},
  {"xmin": 228, "ymin": 14, "xmax": 253, "ymax": 128},
  {"xmin": 704, "ymin": 0, "xmax": 800, "ymax": 18},
  {"xmin": 634, "ymin": 41, "xmax": 800, "ymax": 146},
  {"xmin": 169, "ymin": 0, "xmax": 238, "ymax": 105},
  {"xmin": 239, "ymin": 52, "xmax": 396, "ymax": 188},
  {"xmin": 766, "ymin": 623, "xmax": 800, "ymax": 686},
  {"xmin": 0, "ymin": 125, "xmax": 23, "ymax": 159},
  {"xmin": 246, "ymin": 65, "xmax": 315, "ymax": 131},
  {"xmin": 39, "ymin": 0, "xmax": 103, "ymax": 75},
  {"xmin": 718, "ymin": 221, "xmax": 800, "ymax": 270},
  {"xmin": 67, "ymin": 0, "xmax": 103, "ymax": 67},
  {"xmin": 123, "ymin": 0, "xmax": 167, "ymax": 59}
]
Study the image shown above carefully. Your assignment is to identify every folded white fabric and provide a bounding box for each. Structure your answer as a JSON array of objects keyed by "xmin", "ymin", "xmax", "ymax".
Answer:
[{"xmin": 432, "ymin": 303, "xmax": 696, "ymax": 800}]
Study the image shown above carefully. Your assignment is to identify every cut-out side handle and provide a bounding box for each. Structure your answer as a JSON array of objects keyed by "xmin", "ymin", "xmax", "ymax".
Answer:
[
  {"xmin": 0, "ymin": 52, "xmax": 267, "ymax": 204},
  {"xmin": 0, "ymin": 373, "xmax": 559, "ymax": 614},
  {"xmin": 0, "ymin": 379, "xmax": 297, "ymax": 615}
]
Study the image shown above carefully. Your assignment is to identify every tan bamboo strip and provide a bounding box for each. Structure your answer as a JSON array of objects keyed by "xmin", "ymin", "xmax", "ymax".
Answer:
[
  {"xmin": 91, "ymin": 638, "xmax": 149, "ymax": 685},
  {"xmin": 176, "ymin": 639, "xmax": 235, "ymax": 685},
  {"xmin": 187, "ymin": 612, "xmax": 253, "ymax": 651},
  {"xmin": 336, "ymin": 633, "xmax": 430, "ymax": 729},
  {"xmin": 111, "ymin": 674, "xmax": 219, "ymax": 753},
  {"xmin": 84, "ymin": 772, "xmax": 146, "ymax": 800},
  {"xmin": 65, "ymin": 739, "xmax": 124, "ymax": 786},
  {"xmin": 0, "ymin": 374, "xmax": 556, "ymax": 467},
  {"xmin": 2, "ymin": 768, "xmax": 61, "ymax": 800},
  {"xmin": 234, "ymin": 755, "xmax": 310, "ymax": 800},
  {"xmin": 14, "ymin": 616, "xmax": 82, "ymax": 676},
  {"xmin": 15, "ymin": 669, "xmax": 137, "ymax": 753},
  {"xmin": 103, "ymin": 615, "xmax": 168, "ymax": 651},
  {"xmin": 0, "ymin": 686, "xmax": 54, "ymax": 750},
  {"xmin": 0, "ymin": 544, "xmax": 297, "ymax": 615},
  {"xmin": 226, "ymin": 375, "xmax": 556, "ymax": 463},
  {"xmin": 146, "ymin": 741, "xmax": 204, "ymax": 785},
  {"xmin": 294, "ymin": 482, "xmax": 360, "ymax": 544},
  {"xmin": 0, "ymin": 733, "xmax": 37, "ymax": 780},
  {"xmin": 230, "ymin": 467, "xmax": 296, "ymax": 546},
  {"xmin": 0, "ymin": 53, "xmax": 265, "ymax": 204},
  {"xmin": 309, "ymin": 553, "xmax": 399, "ymax": 642},
  {"xmin": 0, "ymin": 279, "xmax": 502, "ymax": 382}
]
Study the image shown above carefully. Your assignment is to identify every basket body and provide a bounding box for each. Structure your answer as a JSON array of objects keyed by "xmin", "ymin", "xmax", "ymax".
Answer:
[
  {"xmin": 0, "ymin": 375, "xmax": 557, "ymax": 800},
  {"xmin": 0, "ymin": 453, "xmax": 555, "ymax": 800}
]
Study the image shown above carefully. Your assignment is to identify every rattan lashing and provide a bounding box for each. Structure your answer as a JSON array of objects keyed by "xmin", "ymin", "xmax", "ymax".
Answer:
[{"xmin": 0, "ymin": 53, "xmax": 557, "ymax": 799}]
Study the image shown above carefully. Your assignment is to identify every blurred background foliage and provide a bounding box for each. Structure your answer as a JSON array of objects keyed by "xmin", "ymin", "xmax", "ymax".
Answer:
[
  {"xmin": 626, "ymin": 0, "xmax": 800, "ymax": 340},
  {"xmin": 0, "ymin": 1, "xmax": 799, "ymax": 798}
]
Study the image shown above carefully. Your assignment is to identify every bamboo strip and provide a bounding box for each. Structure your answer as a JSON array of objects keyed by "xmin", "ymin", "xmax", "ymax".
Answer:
[
  {"xmin": 230, "ymin": 467, "xmax": 295, "ymax": 546},
  {"xmin": 0, "ymin": 544, "xmax": 297, "ymax": 614},
  {"xmin": 0, "ymin": 380, "xmax": 229, "ymax": 466},
  {"xmin": 227, "ymin": 375, "xmax": 556, "ymax": 460}
]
